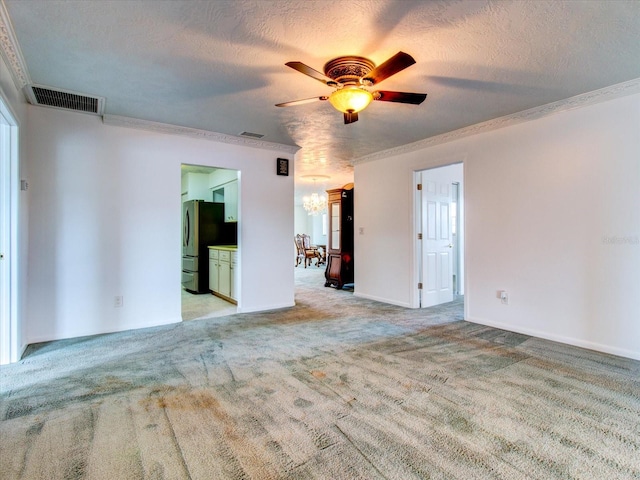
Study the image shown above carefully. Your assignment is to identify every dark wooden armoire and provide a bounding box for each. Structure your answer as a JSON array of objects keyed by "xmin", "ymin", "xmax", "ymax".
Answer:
[{"xmin": 324, "ymin": 184, "xmax": 354, "ymax": 289}]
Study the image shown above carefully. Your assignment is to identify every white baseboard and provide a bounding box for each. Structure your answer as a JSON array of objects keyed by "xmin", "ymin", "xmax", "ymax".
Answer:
[
  {"xmin": 353, "ymin": 292, "xmax": 413, "ymax": 309},
  {"xmin": 19, "ymin": 342, "xmax": 29, "ymax": 360},
  {"xmin": 238, "ymin": 301, "xmax": 295, "ymax": 314},
  {"xmin": 466, "ymin": 316, "xmax": 640, "ymax": 361},
  {"xmin": 26, "ymin": 316, "xmax": 181, "ymax": 347}
]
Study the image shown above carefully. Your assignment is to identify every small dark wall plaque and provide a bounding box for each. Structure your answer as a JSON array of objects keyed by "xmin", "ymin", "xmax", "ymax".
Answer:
[{"xmin": 277, "ymin": 158, "xmax": 289, "ymax": 176}]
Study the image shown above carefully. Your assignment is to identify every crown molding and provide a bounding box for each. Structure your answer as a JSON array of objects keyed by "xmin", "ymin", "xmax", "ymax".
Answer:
[
  {"xmin": 354, "ymin": 77, "xmax": 640, "ymax": 165},
  {"xmin": 103, "ymin": 115, "xmax": 300, "ymax": 154},
  {"xmin": 0, "ymin": 0, "xmax": 30, "ymax": 90}
]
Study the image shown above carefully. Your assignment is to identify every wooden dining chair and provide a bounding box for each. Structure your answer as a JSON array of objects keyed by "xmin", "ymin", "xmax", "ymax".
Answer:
[{"xmin": 295, "ymin": 234, "xmax": 319, "ymax": 267}]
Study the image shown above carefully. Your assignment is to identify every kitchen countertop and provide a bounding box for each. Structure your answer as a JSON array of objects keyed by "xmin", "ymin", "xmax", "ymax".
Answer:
[{"xmin": 208, "ymin": 245, "xmax": 238, "ymax": 251}]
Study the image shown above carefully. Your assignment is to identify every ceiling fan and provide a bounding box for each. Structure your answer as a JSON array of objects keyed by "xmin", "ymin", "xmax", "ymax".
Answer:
[{"xmin": 276, "ymin": 52, "xmax": 427, "ymax": 124}]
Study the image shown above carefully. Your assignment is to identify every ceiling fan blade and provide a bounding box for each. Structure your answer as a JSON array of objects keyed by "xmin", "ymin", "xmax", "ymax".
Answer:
[
  {"xmin": 276, "ymin": 96, "xmax": 328, "ymax": 107},
  {"xmin": 364, "ymin": 51, "xmax": 416, "ymax": 85},
  {"xmin": 344, "ymin": 111, "xmax": 359, "ymax": 124},
  {"xmin": 374, "ymin": 91, "xmax": 427, "ymax": 105},
  {"xmin": 285, "ymin": 61, "xmax": 335, "ymax": 86}
]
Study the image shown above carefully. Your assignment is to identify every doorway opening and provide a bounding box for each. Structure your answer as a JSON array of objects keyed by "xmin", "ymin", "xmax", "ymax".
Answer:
[
  {"xmin": 0, "ymin": 95, "xmax": 18, "ymax": 364},
  {"xmin": 294, "ymin": 187, "xmax": 329, "ymax": 283},
  {"xmin": 181, "ymin": 164, "xmax": 240, "ymax": 321},
  {"xmin": 416, "ymin": 163, "xmax": 464, "ymax": 309}
]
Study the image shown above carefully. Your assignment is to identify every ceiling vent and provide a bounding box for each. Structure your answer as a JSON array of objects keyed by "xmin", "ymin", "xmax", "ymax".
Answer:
[
  {"xmin": 23, "ymin": 84, "xmax": 105, "ymax": 115},
  {"xmin": 239, "ymin": 131, "xmax": 264, "ymax": 139}
]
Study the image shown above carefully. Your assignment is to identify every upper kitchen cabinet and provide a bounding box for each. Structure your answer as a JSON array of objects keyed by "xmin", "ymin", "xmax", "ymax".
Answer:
[
  {"xmin": 223, "ymin": 180, "xmax": 238, "ymax": 222},
  {"xmin": 209, "ymin": 168, "xmax": 239, "ymax": 223},
  {"xmin": 181, "ymin": 171, "xmax": 211, "ymax": 202}
]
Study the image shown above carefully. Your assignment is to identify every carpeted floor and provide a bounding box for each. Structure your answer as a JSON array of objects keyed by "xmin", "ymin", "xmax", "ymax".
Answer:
[{"xmin": 1, "ymin": 267, "xmax": 639, "ymax": 479}]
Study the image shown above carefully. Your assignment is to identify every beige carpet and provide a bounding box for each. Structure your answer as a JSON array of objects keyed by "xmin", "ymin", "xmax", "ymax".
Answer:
[{"xmin": 1, "ymin": 267, "xmax": 639, "ymax": 479}]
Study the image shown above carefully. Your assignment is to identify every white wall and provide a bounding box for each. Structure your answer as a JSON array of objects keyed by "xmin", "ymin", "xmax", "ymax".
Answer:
[
  {"xmin": 355, "ymin": 151, "xmax": 467, "ymax": 308},
  {"xmin": 355, "ymin": 93, "xmax": 640, "ymax": 360},
  {"xmin": 310, "ymin": 212, "xmax": 328, "ymax": 247},
  {"xmin": 25, "ymin": 106, "xmax": 295, "ymax": 343},
  {"xmin": 294, "ymin": 207, "xmax": 327, "ymax": 248},
  {"xmin": 294, "ymin": 205, "xmax": 310, "ymax": 234}
]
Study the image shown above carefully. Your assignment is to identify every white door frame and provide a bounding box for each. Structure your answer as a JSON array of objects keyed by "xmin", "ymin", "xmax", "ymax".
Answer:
[
  {"xmin": 414, "ymin": 162, "xmax": 464, "ymax": 309},
  {"xmin": 180, "ymin": 164, "xmax": 241, "ymax": 319},
  {"xmin": 0, "ymin": 92, "xmax": 19, "ymax": 365}
]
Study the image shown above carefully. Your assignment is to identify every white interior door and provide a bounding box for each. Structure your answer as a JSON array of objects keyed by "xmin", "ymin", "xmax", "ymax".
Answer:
[{"xmin": 420, "ymin": 170, "xmax": 454, "ymax": 307}]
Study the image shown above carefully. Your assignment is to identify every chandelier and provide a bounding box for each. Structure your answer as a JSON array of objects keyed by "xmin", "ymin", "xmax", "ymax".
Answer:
[{"xmin": 302, "ymin": 192, "xmax": 327, "ymax": 216}]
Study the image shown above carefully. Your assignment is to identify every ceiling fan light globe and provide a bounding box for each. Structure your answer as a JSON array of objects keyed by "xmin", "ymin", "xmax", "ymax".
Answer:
[{"xmin": 328, "ymin": 86, "xmax": 373, "ymax": 114}]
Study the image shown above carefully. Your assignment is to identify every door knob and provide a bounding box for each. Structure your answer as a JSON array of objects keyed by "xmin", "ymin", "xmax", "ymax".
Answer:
[{"xmin": 448, "ymin": 244, "xmax": 453, "ymax": 248}]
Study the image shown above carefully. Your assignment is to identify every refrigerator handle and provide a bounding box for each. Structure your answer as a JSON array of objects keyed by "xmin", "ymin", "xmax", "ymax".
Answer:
[{"xmin": 184, "ymin": 210, "xmax": 190, "ymax": 247}]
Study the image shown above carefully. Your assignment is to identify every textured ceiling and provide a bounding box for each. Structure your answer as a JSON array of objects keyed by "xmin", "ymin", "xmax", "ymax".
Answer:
[{"xmin": 5, "ymin": 0, "xmax": 640, "ymax": 198}]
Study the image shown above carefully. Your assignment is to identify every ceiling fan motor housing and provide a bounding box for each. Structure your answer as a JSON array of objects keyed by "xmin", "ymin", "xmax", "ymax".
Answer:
[{"xmin": 323, "ymin": 56, "xmax": 375, "ymax": 85}]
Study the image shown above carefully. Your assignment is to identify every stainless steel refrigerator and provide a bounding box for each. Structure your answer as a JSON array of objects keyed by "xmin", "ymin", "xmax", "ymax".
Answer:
[{"xmin": 182, "ymin": 200, "xmax": 236, "ymax": 293}]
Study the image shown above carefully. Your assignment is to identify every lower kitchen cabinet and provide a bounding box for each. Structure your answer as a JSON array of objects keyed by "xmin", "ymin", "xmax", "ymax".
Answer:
[
  {"xmin": 208, "ymin": 248, "xmax": 219, "ymax": 293},
  {"xmin": 218, "ymin": 250, "xmax": 231, "ymax": 298},
  {"xmin": 208, "ymin": 247, "xmax": 237, "ymax": 304},
  {"xmin": 230, "ymin": 251, "xmax": 237, "ymax": 300}
]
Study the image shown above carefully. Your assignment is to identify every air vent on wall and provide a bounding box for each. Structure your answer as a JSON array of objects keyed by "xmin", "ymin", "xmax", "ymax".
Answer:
[
  {"xmin": 239, "ymin": 131, "xmax": 264, "ymax": 139},
  {"xmin": 23, "ymin": 84, "xmax": 105, "ymax": 115}
]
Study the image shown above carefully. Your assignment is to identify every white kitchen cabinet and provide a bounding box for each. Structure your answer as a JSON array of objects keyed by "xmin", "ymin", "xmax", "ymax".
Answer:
[
  {"xmin": 208, "ymin": 247, "xmax": 237, "ymax": 304},
  {"xmin": 218, "ymin": 250, "xmax": 231, "ymax": 297},
  {"xmin": 183, "ymin": 172, "xmax": 211, "ymax": 201},
  {"xmin": 208, "ymin": 248, "xmax": 219, "ymax": 293},
  {"xmin": 230, "ymin": 251, "xmax": 238, "ymax": 301},
  {"xmin": 209, "ymin": 175, "xmax": 238, "ymax": 222},
  {"xmin": 224, "ymin": 180, "xmax": 238, "ymax": 222}
]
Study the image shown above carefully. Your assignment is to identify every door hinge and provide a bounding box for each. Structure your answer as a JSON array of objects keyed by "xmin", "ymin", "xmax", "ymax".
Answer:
[
  {"xmin": 417, "ymin": 183, "xmax": 422, "ymax": 191},
  {"xmin": 418, "ymin": 282, "xmax": 423, "ymax": 290},
  {"xmin": 417, "ymin": 233, "xmax": 423, "ymax": 240}
]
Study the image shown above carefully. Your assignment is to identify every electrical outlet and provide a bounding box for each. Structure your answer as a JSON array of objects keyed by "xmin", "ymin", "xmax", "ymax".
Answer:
[
  {"xmin": 114, "ymin": 296, "xmax": 123, "ymax": 308},
  {"xmin": 359, "ymin": 227, "xmax": 364, "ymax": 235},
  {"xmin": 500, "ymin": 291, "xmax": 509, "ymax": 305}
]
